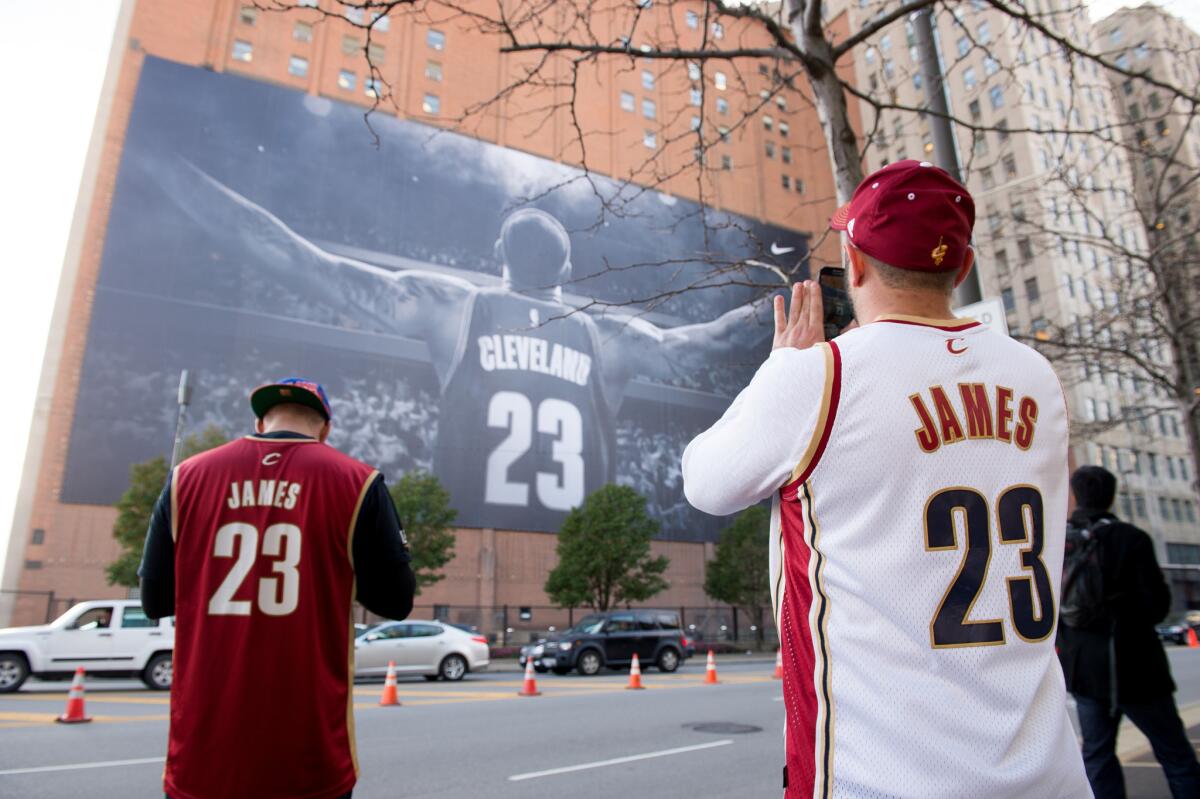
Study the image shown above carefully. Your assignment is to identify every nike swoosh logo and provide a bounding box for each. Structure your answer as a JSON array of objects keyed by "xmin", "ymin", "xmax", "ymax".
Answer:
[{"xmin": 770, "ymin": 243, "xmax": 795, "ymax": 255}]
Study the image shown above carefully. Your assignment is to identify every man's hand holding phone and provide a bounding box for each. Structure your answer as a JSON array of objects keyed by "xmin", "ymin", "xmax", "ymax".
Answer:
[{"xmin": 772, "ymin": 280, "xmax": 824, "ymax": 351}]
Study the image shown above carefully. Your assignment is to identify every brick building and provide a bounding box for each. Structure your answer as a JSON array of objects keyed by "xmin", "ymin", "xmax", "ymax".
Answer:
[{"xmin": 2, "ymin": 0, "xmax": 847, "ymax": 633}]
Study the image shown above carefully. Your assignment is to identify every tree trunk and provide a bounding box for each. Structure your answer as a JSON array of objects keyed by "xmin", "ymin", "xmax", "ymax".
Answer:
[{"xmin": 787, "ymin": 0, "xmax": 864, "ymax": 203}]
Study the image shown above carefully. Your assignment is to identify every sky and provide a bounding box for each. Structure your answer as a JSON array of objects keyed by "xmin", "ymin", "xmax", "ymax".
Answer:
[{"xmin": 0, "ymin": 0, "xmax": 1197, "ymax": 584}]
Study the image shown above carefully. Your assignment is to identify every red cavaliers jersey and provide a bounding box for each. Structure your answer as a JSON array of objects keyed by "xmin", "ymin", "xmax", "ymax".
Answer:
[{"xmin": 166, "ymin": 435, "xmax": 377, "ymax": 799}]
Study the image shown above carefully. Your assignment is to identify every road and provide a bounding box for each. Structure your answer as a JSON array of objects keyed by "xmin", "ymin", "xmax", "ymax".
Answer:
[{"xmin": 0, "ymin": 651, "xmax": 1197, "ymax": 798}]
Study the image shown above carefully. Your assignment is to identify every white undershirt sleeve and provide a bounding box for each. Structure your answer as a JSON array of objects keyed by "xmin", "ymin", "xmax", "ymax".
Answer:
[{"xmin": 681, "ymin": 345, "xmax": 829, "ymax": 516}]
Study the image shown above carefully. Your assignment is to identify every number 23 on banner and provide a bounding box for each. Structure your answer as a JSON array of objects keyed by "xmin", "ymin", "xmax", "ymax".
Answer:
[{"xmin": 208, "ymin": 522, "xmax": 301, "ymax": 617}]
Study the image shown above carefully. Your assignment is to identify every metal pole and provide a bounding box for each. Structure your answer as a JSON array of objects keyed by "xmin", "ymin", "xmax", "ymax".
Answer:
[
  {"xmin": 169, "ymin": 369, "xmax": 193, "ymax": 469},
  {"xmin": 913, "ymin": 8, "xmax": 983, "ymax": 306}
]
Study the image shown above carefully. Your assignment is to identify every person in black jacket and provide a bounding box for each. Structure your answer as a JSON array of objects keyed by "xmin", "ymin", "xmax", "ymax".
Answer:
[{"xmin": 1057, "ymin": 465, "xmax": 1200, "ymax": 799}]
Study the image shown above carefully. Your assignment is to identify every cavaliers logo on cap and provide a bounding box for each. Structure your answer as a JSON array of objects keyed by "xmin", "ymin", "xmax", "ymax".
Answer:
[{"xmin": 931, "ymin": 236, "xmax": 948, "ymax": 267}]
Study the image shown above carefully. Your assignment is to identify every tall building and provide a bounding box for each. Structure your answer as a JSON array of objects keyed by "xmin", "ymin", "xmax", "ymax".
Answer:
[
  {"xmin": 2, "ymin": 0, "xmax": 847, "ymax": 630},
  {"xmin": 835, "ymin": 0, "xmax": 1199, "ymax": 603}
]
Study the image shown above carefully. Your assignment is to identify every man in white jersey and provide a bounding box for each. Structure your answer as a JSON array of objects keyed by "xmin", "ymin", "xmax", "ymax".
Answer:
[{"xmin": 682, "ymin": 160, "xmax": 1090, "ymax": 798}]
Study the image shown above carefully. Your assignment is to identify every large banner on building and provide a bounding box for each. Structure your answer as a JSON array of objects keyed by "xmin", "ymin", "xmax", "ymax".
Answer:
[{"xmin": 63, "ymin": 56, "xmax": 810, "ymax": 541}]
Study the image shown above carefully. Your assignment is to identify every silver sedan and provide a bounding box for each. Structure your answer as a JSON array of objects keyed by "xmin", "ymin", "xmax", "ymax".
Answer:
[{"xmin": 354, "ymin": 620, "xmax": 489, "ymax": 681}]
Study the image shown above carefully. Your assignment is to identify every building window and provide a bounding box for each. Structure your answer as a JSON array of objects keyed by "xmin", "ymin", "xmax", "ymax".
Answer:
[
  {"xmin": 31, "ymin": 528, "xmax": 44, "ymax": 545},
  {"xmin": 963, "ymin": 67, "xmax": 977, "ymax": 90},
  {"xmin": 980, "ymin": 167, "xmax": 994, "ymax": 189},
  {"xmin": 686, "ymin": 10, "xmax": 699, "ymax": 29},
  {"xmin": 288, "ymin": 56, "xmax": 309, "ymax": 77},
  {"xmin": 989, "ymin": 85, "xmax": 1005, "ymax": 109},
  {"xmin": 342, "ymin": 35, "xmax": 360, "ymax": 55},
  {"xmin": 865, "ymin": 47, "xmax": 876, "ymax": 66},
  {"xmin": 913, "ymin": 73, "xmax": 923, "ymax": 91},
  {"xmin": 714, "ymin": 71, "xmax": 727, "ymax": 90},
  {"xmin": 337, "ymin": 70, "xmax": 356, "ymax": 91},
  {"xmin": 1024, "ymin": 276, "xmax": 1040, "ymax": 304},
  {"xmin": 956, "ymin": 36, "xmax": 969, "ymax": 57},
  {"xmin": 294, "ymin": 22, "xmax": 313, "ymax": 42},
  {"xmin": 690, "ymin": 115, "xmax": 701, "ymax": 130},
  {"xmin": 762, "ymin": 115, "xmax": 773, "ymax": 131},
  {"xmin": 716, "ymin": 97, "xmax": 728, "ymax": 115},
  {"xmin": 712, "ymin": 22, "xmax": 724, "ymax": 39},
  {"xmin": 782, "ymin": 174, "xmax": 790, "ymax": 190},
  {"xmin": 718, "ymin": 126, "xmax": 729, "ymax": 142},
  {"xmin": 368, "ymin": 43, "xmax": 385, "ymax": 63},
  {"xmin": 1168, "ymin": 542, "xmax": 1200, "ymax": 564},
  {"xmin": 779, "ymin": 122, "xmax": 789, "ymax": 137},
  {"xmin": 231, "ymin": 40, "xmax": 253, "ymax": 62},
  {"xmin": 620, "ymin": 91, "xmax": 635, "ymax": 112},
  {"xmin": 1001, "ymin": 287, "xmax": 1015, "ymax": 312},
  {"xmin": 298, "ymin": 0, "xmax": 317, "ymax": 7},
  {"xmin": 689, "ymin": 88, "xmax": 702, "ymax": 106},
  {"xmin": 642, "ymin": 98, "xmax": 656, "ymax": 119},
  {"xmin": 642, "ymin": 70, "xmax": 655, "ymax": 90},
  {"xmin": 24, "ymin": 560, "xmax": 42, "ymax": 570},
  {"xmin": 794, "ymin": 178, "xmax": 805, "ymax": 194},
  {"xmin": 365, "ymin": 78, "xmax": 380, "ymax": 98},
  {"xmin": 968, "ymin": 99, "xmax": 981, "ymax": 121},
  {"xmin": 427, "ymin": 29, "xmax": 446, "ymax": 50},
  {"xmin": 687, "ymin": 61, "xmax": 701, "ymax": 81},
  {"xmin": 984, "ymin": 56, "xmax": 999, "ymax": 76},
  {"xmin": 239, "ymin": 5, "xmax": 257, "ymax": 25},
  {"xmin": 1134, "ymin": 494, "xmax": 1147, "ymax": 518},
  {"xmin": 422, "ymin": 93, "xmax": 440, "ymax": 114},
  {"xmin": 1003, "ymin": 154, "xmax": 1017, "ymax": 179},
  {"xmin": 344, "ymin": 7, "xmax": 364, "ymax": 24},
  {"xmin": 425, "ymin": 60, "xmax": 442, "ymax": 81},
  {"xmin": 1147, "ymin": 92, "xmax": 1161, "ymax": 111},
  {"xmin": 1159, "ymin": 496, "xmax": 1171, "ymax": 521},
  {"xmin": 1155, "ymin": 119, "xmax": 1169, "ymax": 136},
  {"xmin": 781, "ymin": 146, "xmax": 792, "ymax": 164},
  {"xmin": 765, "ymin": 141, "xmax": 775, "ymax": 159},
  {"xmin": 977, "ymin": 21, "xmax": 991, "ymax": 43},
  {"xmin": 721, "ymin": 154, "xmax": 732, "ymax": 170},
  {"xmin": 643, "ymin": 130, "xmax": 657, "ymax": 149}
]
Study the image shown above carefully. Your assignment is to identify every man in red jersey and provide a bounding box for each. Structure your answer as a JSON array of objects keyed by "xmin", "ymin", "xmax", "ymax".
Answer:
[{"xmin": 139, "ymin": 377, "xmax": 416, "ymax": 799}]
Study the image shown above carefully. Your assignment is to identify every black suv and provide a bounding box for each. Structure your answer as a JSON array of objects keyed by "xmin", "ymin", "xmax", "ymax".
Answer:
[{"xmin": 520, "ymin": 610, "xmax": 693, "ymax": 676}]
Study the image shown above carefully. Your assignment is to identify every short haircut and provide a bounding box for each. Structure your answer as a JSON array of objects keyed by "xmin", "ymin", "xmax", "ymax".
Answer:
[
  {"xmin": 264, "ymin": 402, "xmax": 327, "ymax": 427},
  {"xmin": 1071, "ymin": 465, "xmax": 1117, "ymax": 512},
  {"xmin": 500, "ymin": 209, "xmax": 570, "ymax": 283},
  {"xmin": 865, "ymin": 252, "xmax": 958, "ymax": 293}
]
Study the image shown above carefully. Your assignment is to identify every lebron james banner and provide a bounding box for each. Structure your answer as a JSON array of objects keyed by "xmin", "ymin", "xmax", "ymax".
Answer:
[{"xmin": 62, "ymin": 57, "xmax": 810, "ymax": 541}]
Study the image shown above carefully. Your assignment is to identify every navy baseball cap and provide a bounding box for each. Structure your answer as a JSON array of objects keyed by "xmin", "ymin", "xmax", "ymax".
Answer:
[{"xmin": 250, "ymin": 378, "xmax": 332, "ymax": 421}]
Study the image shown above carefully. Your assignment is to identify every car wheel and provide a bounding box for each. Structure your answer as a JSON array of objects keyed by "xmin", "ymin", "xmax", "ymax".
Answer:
[
  {"xmin": 439, "ymin": 654, "xmax": 468, "ymax": 681},
  {"xmin": 423, "ymin": 674, "xmax": 440, "ymax": 682},
  {"xmin": 656, "ymin": 648, "xmax": 680, "ymax": 673},
  {"xmin": 552, "ymin": 666, "xmax": 571, "ymax": 676},
  {"xmin": 142, "ymin": 652, "xmax": 173, "ymax": 691},
  {"xmin": 576, "ymin": 649, "xmax": 602, "ymax": 676},
  {"xmin": 0, "ymin": 653, "xmax": 29, "ymax": 693},
  {"xmin": 534, "ymin": 665, "xmax": 549, "ymax": 673}
]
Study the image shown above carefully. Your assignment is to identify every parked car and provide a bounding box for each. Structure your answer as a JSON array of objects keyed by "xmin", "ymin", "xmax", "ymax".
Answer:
[
  {"xmin": 354, "ymin": 620, "xmax": 489, "ymax": 681},
  {"xmin": 519, "ymin": 609, "xmax": 692, "ymax": 676},
  {"xmin": 0, "ymin": 600, "xmax": 174, "ymax": 692},
  {"xmin": 1156, "ymin": 611, "xmax": 1200, "ymax": 645}
]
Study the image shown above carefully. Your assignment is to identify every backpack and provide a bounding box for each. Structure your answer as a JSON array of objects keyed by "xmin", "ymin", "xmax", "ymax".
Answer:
[{"xmin": 1060, "ymin": 519, "xmax": 1112, "ymax": 630}]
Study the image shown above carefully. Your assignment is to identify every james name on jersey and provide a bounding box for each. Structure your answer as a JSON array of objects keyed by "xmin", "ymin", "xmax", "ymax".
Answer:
[
  {"xmin": 477, "ymin": 333, "xmax": 593, "ymax": 387},
  {"xmin": 909, "ymin": 382, "xmax": 1039, "ymax": 453},
  {"xmin": 225, "ymin": 479, "xmax": 303, "ymax": 510}
]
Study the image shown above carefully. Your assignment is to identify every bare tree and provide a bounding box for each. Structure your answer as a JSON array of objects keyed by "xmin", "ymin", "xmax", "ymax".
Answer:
[{"xmin": 249, "ymin": 0, "xmax": 1200, "ymax": 486}]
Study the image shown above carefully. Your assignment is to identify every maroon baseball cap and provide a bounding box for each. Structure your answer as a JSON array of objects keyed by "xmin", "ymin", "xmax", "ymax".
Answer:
[{"xmin": 830, "ymin": 160, "xmax": 975, "ymax": 272}]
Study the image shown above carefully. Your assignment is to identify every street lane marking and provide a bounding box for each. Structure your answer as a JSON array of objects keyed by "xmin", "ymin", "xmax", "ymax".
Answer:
[
  {"xmin": 508, "ymin": 739, "xmax": 734, "ymax": 781},
  {"xmin": 0, "ymin": 756, "xmax": 164, "ymax": 777}
]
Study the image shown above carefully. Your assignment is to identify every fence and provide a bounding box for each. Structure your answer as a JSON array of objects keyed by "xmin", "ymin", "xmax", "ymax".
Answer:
[{"xmin": 356, "ymin": 604, "xmax": 779, "ymax": 650}]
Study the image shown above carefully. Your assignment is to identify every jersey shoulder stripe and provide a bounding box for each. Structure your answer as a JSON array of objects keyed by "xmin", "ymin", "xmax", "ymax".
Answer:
[{"xmin": 782, "ymin": 341, "xmax": 842, "ymax": 493}]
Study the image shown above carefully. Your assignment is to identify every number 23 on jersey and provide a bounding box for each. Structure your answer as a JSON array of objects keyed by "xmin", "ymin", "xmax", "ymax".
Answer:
[{"xmin": 208, "ymin": 522, "xmax": 302, "ymax": 617}]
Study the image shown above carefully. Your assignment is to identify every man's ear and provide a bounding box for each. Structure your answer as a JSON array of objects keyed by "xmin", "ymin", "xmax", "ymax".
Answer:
[
  {"xmin": 255, "ymin": 417, "xmax": 266, "ymax": 434},
  {"xmin": 953, "ymin": 247, "xmax": 976, "ymax": 289},
  {"xmin": 318, "ymin": 421, "xmax": 332, "ymax": 444},
  {"xmin": 845, "ymin": 244, "xmax": 868, "ymax": 288}
]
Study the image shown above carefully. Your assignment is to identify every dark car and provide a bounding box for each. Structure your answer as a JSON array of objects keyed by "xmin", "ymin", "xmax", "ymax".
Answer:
[
  {"xmin": 519, "ymin": 610, "xmax": 692, "ymax": 676},
  {"xmin": 1156, "ymin": 612, "xmax": 1200, "ymax": 646}
]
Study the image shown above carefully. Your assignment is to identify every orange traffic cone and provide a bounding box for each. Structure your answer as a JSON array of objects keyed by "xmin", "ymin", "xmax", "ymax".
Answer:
[
  {"xmin": 1187, "ymin": 628, "xmax": 1199, "ymax": 649},
  {"xmin": 518, "ymin": 654, "xmax": 541, "ymax": 697},
  {"xmin": 703, "ymin": 650, "xmax": 719, "ymax": 684},
  {"xmin": 773, "ymin": 649, "xmax": 783, "ymax": 679},
  {"xmin": 626, "ymin": 653, "xmax": 645, "ymax": 690},
  {"xmin": 56, "ymin": 666, "xmax": 92, "ymax": 724},
  {"xmin": 379, "ymin": 661, "xmax": 401, "ymax": 706}
]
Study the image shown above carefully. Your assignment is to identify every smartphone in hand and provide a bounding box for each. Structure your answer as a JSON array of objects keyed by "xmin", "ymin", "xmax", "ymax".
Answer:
[{"xmin": 818, "ymin": 266, "xmax": 855, "ymax": 340}]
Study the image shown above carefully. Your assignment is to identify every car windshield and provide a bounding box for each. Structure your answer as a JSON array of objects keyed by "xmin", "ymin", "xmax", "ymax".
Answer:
[{"xmin": 570, "ymin": 615, "xmax": 606, "ymax": 634}]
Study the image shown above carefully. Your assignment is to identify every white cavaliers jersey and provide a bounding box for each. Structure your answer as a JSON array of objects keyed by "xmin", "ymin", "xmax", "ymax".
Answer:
[{"xmin": 682, "ymin": 314, "xmax": 1090, "ymax": 799}]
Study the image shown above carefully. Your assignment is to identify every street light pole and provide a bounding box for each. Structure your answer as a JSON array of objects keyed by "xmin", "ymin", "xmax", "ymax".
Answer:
[
  {"xmin": 169, "ymin": 369, "xmax": 192, "ymax": 470},
  {"xmin": 913, "ymin": 8, "xmax": 983, "ymax": 306}
]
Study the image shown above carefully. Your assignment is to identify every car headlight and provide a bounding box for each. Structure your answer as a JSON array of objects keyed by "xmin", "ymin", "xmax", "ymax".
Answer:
[
  {"xmin": 559, "ymin": 641, "xmax": 573, "ymax": 651},
  {"xmin": 532, "ymin": 645, "xmax": 544, "ymax": 656}
]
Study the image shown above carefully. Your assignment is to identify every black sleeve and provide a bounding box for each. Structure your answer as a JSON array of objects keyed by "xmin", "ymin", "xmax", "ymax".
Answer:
[
  {"xmin": 352, "ymin": 475, "xmax": 416, "ymax": 621},
  {"xmin": 138, "ymin": 472, "xmax": 176, "ymax": 620},
  {"xmin": 1114, "ymin": 527, "xmax": 1171, "ymax": 626}
]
